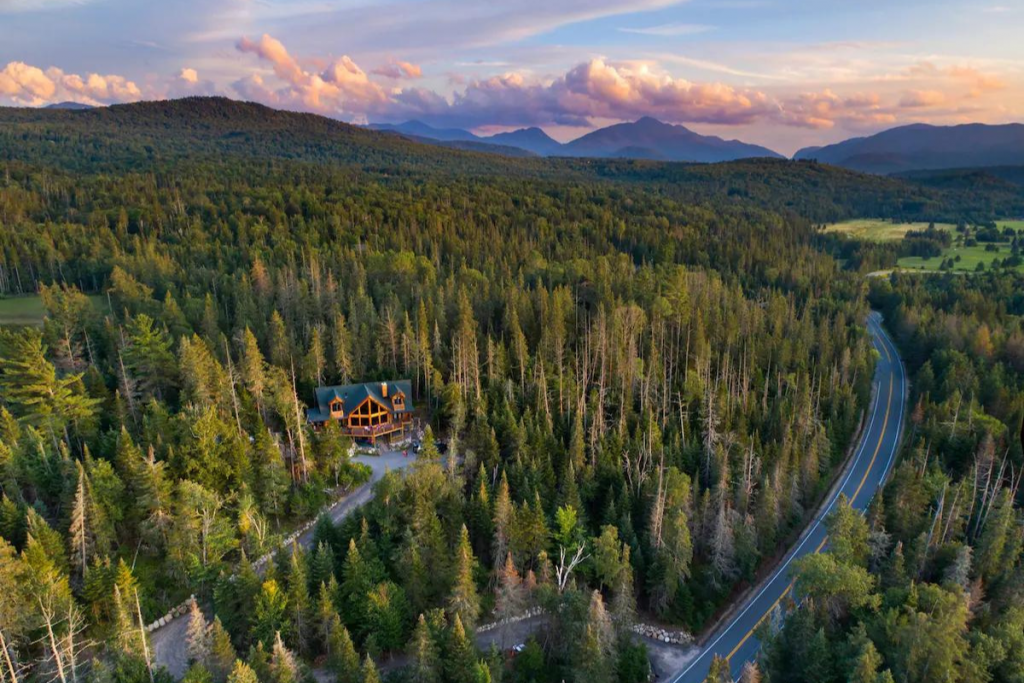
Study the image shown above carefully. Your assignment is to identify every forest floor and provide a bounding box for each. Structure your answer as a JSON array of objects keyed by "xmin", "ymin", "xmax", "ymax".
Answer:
[{"xmin": 151, "ymin": 449, "xmax": 419, "ymax": 679}]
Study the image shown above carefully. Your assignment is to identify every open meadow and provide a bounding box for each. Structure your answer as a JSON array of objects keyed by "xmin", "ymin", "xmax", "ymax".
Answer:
[{"xmin": 823, "ymin": 219, "xmax": 956, "ymax": 241}]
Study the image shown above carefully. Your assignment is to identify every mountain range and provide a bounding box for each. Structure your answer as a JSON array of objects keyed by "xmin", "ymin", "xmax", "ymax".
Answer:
[
  {"xmin": 370, "ymin": 116, "xmax": 782, "ymax": 162},
  {"xmin": 13, "ymin": 98, "xmax": 1024, "ymax": 173},
  {"xmin": 794, "ymin": 123, "xmax": 1024, "ymax": 174}
]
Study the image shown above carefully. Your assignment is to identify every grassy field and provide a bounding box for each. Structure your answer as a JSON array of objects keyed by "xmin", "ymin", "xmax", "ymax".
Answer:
[
  {"xmin": 897, "ymin": 243, "xmax": 1021, "ymax": 273},
  {"xmin": 997, "ymin": 220, "xmax": 1024, "ymax": 231},
  {"xmin": 0, "ymin": 294, "xmax": 107, "ymax": 327},
  {"xmin": 823, "ymin": 219, "xmax": 956, "ymax": 242}
]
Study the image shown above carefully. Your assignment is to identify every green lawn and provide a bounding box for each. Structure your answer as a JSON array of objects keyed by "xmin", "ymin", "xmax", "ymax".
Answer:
[
  {"xmin": 823, "ymin": 219, "xmax": 956, "ymax": 242},
  {"xmin": 0, "ymin": 294, "xmax": 107, "ymax": 327},
  {"xmin": 997, "ymin": 220, "xmax": 1024, "ymax": 231},
  {"xmin": 897, "ymin": 243, "xmax": 1021, "ymax": 273}
]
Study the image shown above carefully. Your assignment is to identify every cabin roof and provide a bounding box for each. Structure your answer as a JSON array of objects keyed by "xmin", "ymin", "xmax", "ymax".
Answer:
[{"xmin": 306, "ymin": 379, "xmax": 413, "ymax": 423}]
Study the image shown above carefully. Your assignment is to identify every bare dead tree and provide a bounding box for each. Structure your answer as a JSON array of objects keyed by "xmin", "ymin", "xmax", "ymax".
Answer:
[{"xmin": 555, "ymin": 544, "xmax": 589, "ymax": 593}]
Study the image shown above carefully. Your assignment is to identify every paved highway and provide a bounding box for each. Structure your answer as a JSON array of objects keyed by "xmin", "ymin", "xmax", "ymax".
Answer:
[{"xmin": 671, "ymin": 312, "xmax": 906, "ymax": 683}]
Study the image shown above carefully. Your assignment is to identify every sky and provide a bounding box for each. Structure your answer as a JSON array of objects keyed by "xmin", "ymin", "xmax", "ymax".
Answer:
[{"xmin": 0, "ymin": 0, "xmax": 1021, "ymax": 155}]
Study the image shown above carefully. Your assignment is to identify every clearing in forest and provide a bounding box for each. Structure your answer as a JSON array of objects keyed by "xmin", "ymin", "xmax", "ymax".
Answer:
[{"xmin": 822, "ymin": 219, "xmax": 955, "ymax": 241}]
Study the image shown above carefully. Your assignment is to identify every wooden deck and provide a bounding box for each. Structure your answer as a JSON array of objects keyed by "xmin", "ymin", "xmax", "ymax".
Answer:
[{"xmin": 341, "ymin": 420, "xmax": 408, "ymax": 443}]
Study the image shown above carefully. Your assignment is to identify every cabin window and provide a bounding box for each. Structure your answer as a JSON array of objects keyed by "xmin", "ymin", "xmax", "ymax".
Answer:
[
  {"xmin": 329, "ymin": 400, "xmax": 343, "ymax": 415},
  {"xmin": 347, "ymin": 398, "xmax": 391, "ymax": 428},
  {"xmin": 393, "ymin": 394, "xmax": 404, "ymax": 409}
]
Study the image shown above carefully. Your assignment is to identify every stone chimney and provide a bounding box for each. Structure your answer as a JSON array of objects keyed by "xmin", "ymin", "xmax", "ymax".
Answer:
[{"xmin": 381, "ymin": 382, "xmax": 388, "ymax": 398}]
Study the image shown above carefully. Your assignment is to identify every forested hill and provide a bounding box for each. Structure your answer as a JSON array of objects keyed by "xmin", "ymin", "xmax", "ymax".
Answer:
[
  {"xmin": 0, "ymin": 96, "xmax": 1018, "ymax": 224},
  {"xmin": 1, "ymin": 94, "xmax": 1023, "ymax": 683}
]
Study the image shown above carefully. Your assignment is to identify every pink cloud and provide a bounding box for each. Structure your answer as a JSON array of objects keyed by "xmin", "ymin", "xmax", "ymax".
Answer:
[
  {"xmin": 900, "ymin": 89, "xmax": 947, "ymax": 108},
  {"xmin": 0, "ymin": 62, "xmax": 56, "ymax": 102},
  {"xmin": 773, "ymin": 89, "xmax": 896, "ymax": 130},
  {"xmin": 179, "ymin": 67, "xmax": 199, "ymax": 84},
  {"xmin": 0, "ymin": 60, "xmax": 142, "ymax": 106},
  {"xmin": 372, "ymin": 60, "xmax": 423, "ymax": 80},
  {"xmin": 235, "ymin": 33, "xmax": 389, "ymax": 116}
]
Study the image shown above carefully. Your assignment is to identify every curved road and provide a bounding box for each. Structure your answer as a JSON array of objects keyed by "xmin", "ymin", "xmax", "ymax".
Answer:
[{"xmin": 671, "ymin": 312, "xmax": 906, "ymax": 683}]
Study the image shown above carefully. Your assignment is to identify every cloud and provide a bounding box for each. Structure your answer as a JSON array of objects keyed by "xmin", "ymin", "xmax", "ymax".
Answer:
[
  {"xmin": 235, "ymin": 33, "xmax": 389, "ymax": 115},
  {"xmin": 619, "ymin": 23, "xmax": 713, "ymax": 36},
  {"xmin": 226, "ymin": 37, "xmax": 968, "ymax": 134},
  {"xmin": 179, "ymin": 67, "xmax": 199, "ymax": 84},
  {"xmin": 773, "ymin": 89, "xmax": 895, "ymax": 130},
  {"xmin": 408, "ymin": 58, "xmax": 778, "ymax": 129},
  {"xmin": 0, "ymin": 60, "xmax": 142, "ymax": 105},
  {"xmin": 900, "ymin": 89, "xmax": 947, "ymax": 108},
  {"xmin": 372, "ymin": 60, "xmax": 422, "ymax": 80},
  {"xmin": 0, "ymin": 62, "xmax": 56, "ymax": 102}
]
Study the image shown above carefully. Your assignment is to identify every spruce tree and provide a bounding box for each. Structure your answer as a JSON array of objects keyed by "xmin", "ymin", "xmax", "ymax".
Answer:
[
  {"xmin": 327, "ymin": 622, "xmax": 360, "ymax": 683},
  {"xmin": 225, "ymin": 661, "xmax": 259, "ymax": 683},
  {"xmin": 448, "ymin": 525, "xmax": 481, "ymax": 631},
  {"xmin": 207, "ymin": 617, "xmax": 237, "ymax": 683},
  {"xmin": 185, "ymin": 599, "xmax": 211, "ymax": 666},
  {"xmin": 408, "ymin": 614, "xmax": 440, "ymax": 683}
]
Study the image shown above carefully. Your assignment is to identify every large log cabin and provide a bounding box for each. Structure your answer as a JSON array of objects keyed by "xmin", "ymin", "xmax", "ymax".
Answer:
[{"xmin": 306, "ymin": 380, "xmax": 414, "ymax": 444}]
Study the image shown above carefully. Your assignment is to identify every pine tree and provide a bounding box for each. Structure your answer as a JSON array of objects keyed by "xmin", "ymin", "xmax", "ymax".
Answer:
[
  {"xmin": 225, "ymin": 661, "xmax": 259, "ymax": 683},
  {"xmin": 361, "ymin": 655, "xmax": 381, "ymax": 683},
  {"xmin": 366, "ymin": 581, "xmax": 410, "ymax": 654},
  {"xmin": 737, "ymin": 662, "xmax": 760, "ymax": 683},
  {"xmin": 327, "ymin": 622, "xmax": 360, "ymax": 683},
  {"xmin": 309, "ymin": 542, "xmax": 335, "ymax": 591},
  {"xmin": 492, "ymin": 472, "xmax": 512, "ymax": 573},
  {"xmin": 704, "ymin": 654, "xmax": 732, "ymax": 683},
  {"xmin": 331, "ymin": 312, "xmax": 353, "ymax": 384},
  {"xmin": 408, "ymin": 614, "xmax": 440, "ymax": 683},
  {"xmin": 494, "ymin": 553, "xmax": 524, "ymax": 632},
  {"xmin": 445, "ymin": 615, "xmax": 478, "ymax": 683},
  {"xmin": 0, "ymin": 328, "xmax": 97, "ymax": 447},
  {"xmin": 847, "ymin": 625, "xmax": 881, "ymax": 683},
  {"xmin": 304, "ymin": 327, "xmax": 325, "ymax": 388},
  {"xmin": 611, "ymin": 545, "xmax": 637, "ymax": 636},
  {"xmin": 207, "ymin": 618, "xmax": 237, "ymax": 683},
  {"xmin": 284, "ymin": 548, "xmax": 311, "ymax": 655},
  {"xmin": 315, "ymin": 582, "xmax": 338, "ymax": 654},
  {"xmin": 240, "ymin": 328, "xmax": 267, "ymax": 416},
  {"xmin": 825, "ymin": 495, "xmax": 870, "ymax": 568},
  {"xmin": 67, "ymin": 461, "xmax": 94, "ymax": 578},
  {"xmin": 268, "ymin": 311, "xmax": 290, "ymax": 369},
  {"xmin": 448, "ymin": 525, "xmax": 481, "ymax": 631},
  {"xmin": 186, "ymin": 599, "xmax": 211, "ymax": 666},
  {"xmin": 269, "ymin": 633, "xmax": 298, "ymax": 683},
  {"xmin": 252, "ymin": 580, "xmax": 289, "ymax": 648}
]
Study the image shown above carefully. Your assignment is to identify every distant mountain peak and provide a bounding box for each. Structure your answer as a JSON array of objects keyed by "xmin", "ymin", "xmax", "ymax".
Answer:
[
  {"xmin": 564, "ymin": 116, "xmax": 780, "ymax": 162},
  {"xmin": 45, "ymin": 101, "xmax": 94, "ymax": 110},
  {"xmin": 794, "ymin": 121, "xmax": 1024, "ymax": 173},
  {"xmin": 366, "ymin": 113, "xmax": 778, "ymax": 162}
]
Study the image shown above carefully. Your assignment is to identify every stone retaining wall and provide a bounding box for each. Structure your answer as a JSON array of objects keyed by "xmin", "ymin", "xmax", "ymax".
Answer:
[
  {"xmin": 631, "ymin": 622, "xmax": 692, "ymax": 646},
  {"xmin": 475, "ymin": 608, "xmax": 692, "ymax": 648},
  {"xmin": 145, "ymin": 595, "xmax": 196, "ymax": 633},
  {"xmin": 476, "ymin": 607, "xmax": 544, "ymax": 633}
]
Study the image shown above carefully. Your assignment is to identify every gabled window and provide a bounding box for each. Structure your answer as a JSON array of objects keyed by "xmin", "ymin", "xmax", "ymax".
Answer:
[{"xmin": 329, "ymin": 399, "xmax": 343, "ymax": 415}]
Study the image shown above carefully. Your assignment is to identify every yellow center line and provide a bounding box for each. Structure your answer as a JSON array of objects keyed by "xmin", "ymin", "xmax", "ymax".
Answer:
[
  {"xmin": 851, "ymin": 373, "xmax": 893, "ymax": 503},
  {"xmin": 723, "ymin": 343, "xmax": 894, "ymax": 664}
]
